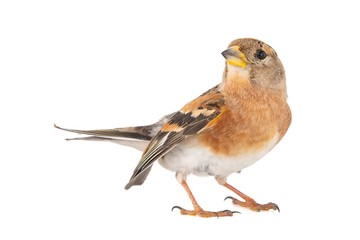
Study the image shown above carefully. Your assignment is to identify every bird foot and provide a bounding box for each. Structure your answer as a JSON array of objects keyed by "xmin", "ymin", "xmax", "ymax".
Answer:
[
  {"xmin": 172, "ymin": 206, "xmax": 240, "ymax": 218},
  {"xmin": 225, "ymin": 196, "xmax": 280, "ymax": 212}
]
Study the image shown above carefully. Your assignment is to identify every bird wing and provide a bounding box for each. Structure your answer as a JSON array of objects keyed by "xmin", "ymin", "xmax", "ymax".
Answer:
[{"xmin": 125, "ymin": 85, "xmax": 226, "ymax": 189}]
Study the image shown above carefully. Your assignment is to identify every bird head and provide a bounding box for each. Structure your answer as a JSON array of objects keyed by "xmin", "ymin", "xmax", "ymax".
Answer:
[{"xmin": 222, "ymin": 38, "xmax": 286, "ymax": 92}]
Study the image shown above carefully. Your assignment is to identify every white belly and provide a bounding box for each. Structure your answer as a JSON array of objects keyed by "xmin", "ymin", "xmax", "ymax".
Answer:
[{"xmin": 158, "ymin": 133, "xmax": 279, "ymax": 178}]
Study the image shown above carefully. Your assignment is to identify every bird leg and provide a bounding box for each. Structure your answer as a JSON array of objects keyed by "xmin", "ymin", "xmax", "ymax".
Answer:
[
  {"xmin": 223, "ymin": 182, "xmax": 279, "ymax": 212},
  {"xmin": 172, "ymin": 180, "xmax": 238, "ymax": 218}
]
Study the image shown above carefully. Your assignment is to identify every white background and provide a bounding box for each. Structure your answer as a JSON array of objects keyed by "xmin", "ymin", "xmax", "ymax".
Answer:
[{"xmin": 1, "ymin": 0, "xmax": 359, "ymax": 239}]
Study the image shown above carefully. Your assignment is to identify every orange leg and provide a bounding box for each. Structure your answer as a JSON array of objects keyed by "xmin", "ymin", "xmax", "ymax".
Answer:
[
  {"xmin": 172, "ymin": 180, "xmax": 239, "ymax": 218},
  {"xmin": 223, "ymin": 182, "xmax": 279, "ymax": 212}
]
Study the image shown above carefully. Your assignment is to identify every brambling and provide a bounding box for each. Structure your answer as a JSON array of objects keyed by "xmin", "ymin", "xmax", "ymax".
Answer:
[{"xmin": 55, "ymin": 38, "xmax": 291, "ymax": 218}]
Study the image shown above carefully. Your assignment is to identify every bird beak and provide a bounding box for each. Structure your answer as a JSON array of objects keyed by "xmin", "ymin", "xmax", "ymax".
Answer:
[{"xmin": 221, "ymin": 46, "xmax": 247, "ymax": 68}]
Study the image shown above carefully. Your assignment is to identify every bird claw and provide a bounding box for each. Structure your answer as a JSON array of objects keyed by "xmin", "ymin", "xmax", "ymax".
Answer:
[
  {"xmin": 171, "ymin": 206, "xmax": 183, "ymax": 212},
  {"xmin": 230, "ymin": 210, "xmax": 241, "ymax": 215},
  {"xmin": 171, "ymin": 206, "xmax": 239, "ymax": 217},
  {"xmin": 224, "ymin": 196, "xmax": 235, "ymax": 202},
  {"xmin": 274, "ymin": 204, "xmax": 280, "ymax": 212},
  {"xmin": 224, "ymin": 196, "xmax": 279, "ymax": 212}
]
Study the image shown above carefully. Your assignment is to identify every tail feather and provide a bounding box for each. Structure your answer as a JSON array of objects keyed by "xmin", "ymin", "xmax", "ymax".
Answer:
[
  {"xmin": 54, "ymin": 124, "xmax": 155, "ymax": 151},
  {"xmin": 67, "ymin": 136, "xmax": 150, "ymax": 151},
  {"xmin": 54, "ymin": 124, "xmax": 153, "ymax": 141},
  {"xmin": 54, "ymin": 113, "xmax": 174, "ymax": 151}
]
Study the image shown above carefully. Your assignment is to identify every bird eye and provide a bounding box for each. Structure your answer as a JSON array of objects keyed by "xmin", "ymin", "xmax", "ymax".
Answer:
[{"xmin": 255, "ymin": 49, "xmax": 267, "ymax": 60}]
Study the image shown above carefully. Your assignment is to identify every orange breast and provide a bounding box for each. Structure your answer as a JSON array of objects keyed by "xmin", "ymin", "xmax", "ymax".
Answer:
[{"xmin": 199, "ymin": 87, "xmax": 291, "ymax": 156}]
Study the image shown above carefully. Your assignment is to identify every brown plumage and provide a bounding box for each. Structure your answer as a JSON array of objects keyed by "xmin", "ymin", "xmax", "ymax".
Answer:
[{"xmin": 56, "ymin": 38, "xmax": 291, "ymax": 217}]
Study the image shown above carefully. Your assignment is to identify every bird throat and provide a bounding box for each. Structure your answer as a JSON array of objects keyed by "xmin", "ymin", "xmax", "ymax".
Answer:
[{"xmin": 222, "ymin": 65, "xmax": 251, "ymax": 93}]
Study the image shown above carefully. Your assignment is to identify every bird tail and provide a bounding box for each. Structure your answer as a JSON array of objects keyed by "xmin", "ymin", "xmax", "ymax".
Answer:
[
  {"xmin": 54, "ymin": 124, "xmax": 154, "ymax": 151},
  {"xmin": 54, "ymin": 113, "xmax": 173, "ymax": 151}
]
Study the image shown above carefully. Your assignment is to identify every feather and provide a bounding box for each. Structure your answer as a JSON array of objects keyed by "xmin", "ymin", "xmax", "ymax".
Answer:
[
  {"xmin": 125, "ymin": 85, "xmax": 226, "ymax": 189},
  {"xmin": 54, "ymin": 114, "xmax": 174, "ymax": 151}
]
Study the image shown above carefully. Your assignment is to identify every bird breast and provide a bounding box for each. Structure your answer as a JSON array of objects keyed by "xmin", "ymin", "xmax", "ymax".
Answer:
[{"xmin": 158, "ymin": 132, "xmax": 280, "ymax": 178}]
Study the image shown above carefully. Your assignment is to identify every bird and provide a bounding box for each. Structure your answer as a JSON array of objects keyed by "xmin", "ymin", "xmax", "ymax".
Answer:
[{"xmin": 55, "ymin": 38, "xmax": 291, "ymax": 218}]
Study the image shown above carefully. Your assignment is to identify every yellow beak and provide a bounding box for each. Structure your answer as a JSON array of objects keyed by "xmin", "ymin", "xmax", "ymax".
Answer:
[{"xmin": 221, "ymin": 46, "xmax": 247, "ymax": 68}]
